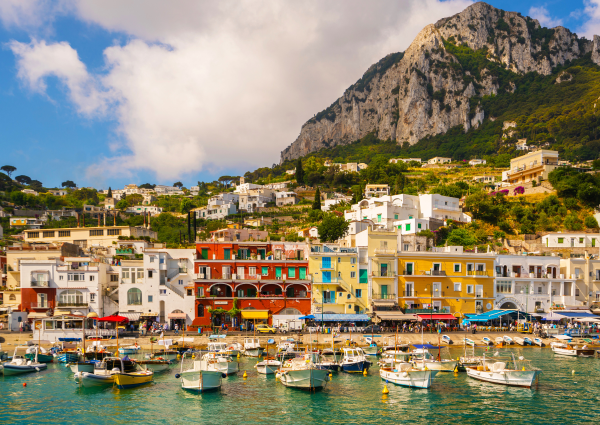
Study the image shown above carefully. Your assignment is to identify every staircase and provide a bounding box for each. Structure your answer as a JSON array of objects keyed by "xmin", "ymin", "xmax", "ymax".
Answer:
[
  {"xmin": 102, "ymin": 296, "xmax": 120, "ymax": 316},
  {"xmin": 165, "ymin": 279, "xmax": 185, "ymax": 298},
  {"xmin": 337, "ymin": 278, "xmax": 368, "ymax": 310}
]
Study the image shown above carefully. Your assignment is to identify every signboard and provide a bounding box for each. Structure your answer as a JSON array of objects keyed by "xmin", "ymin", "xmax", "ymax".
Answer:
[{"xmin": 214, "ymin": 301, "xmax": 228, "ymax": 305}]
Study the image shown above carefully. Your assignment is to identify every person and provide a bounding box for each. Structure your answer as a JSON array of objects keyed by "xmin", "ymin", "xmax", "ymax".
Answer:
[
  {"xmin": 174, "ymin": 323, "xmax": 179, "ymax": 335},
  {"xmin": 19, "ymin": 321, "xmax": 23, "ymax": 333}
]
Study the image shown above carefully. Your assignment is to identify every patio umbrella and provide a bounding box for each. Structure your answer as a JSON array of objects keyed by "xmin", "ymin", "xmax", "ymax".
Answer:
[
  {"xmin": 97, "ymin": 315, "xmax": 129, "ymax": 353},
  {"xmin": 299, "ymin": 315, "xmax": 315, "ymax": 320}
]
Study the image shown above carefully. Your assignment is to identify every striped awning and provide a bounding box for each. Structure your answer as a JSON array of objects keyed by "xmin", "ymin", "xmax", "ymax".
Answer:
[{"xmin": 118, "ymin": 312, "xmax": 141, "ymax": 321}]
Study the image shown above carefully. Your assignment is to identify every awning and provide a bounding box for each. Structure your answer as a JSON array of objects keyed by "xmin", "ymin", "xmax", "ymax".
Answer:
[
  {"xmin": 575, "ymin": 318, "xmax": 600, "ymax": 323},
  {"xmin": 372, "ymin": 300, "xmax": 397, "ymax": 307},
  {"xmin": 168, "ymin": 313, "xmax": 186, "ymax": 320},
  {"xmin": 313, "ymin": 314, "xmax": 370, "ymax": 322},
  {"xmin": 118, "ymin": 312, "xmax": 141, "ymax": 321},
  {"xmin": 53, "ymin": 310, "xmax": 73, "ymax": 315},
  {"xmin": 241, "ymin": 310, "xmax": 270, "ymax": 320},
  {"xmin": 375, "ymin": 312, "xmax": 418, "ymax": 321},
  {"xmin": 417, "ymin": 314, "xmax": 457, "ymax": 321},
  {"xmin": 27, "ymin": 312, "xmax": 48, "ymax": 319},
  {"xmin": 140, "ymin": 313, "xmax": 158, "ymax": 318},
  {"xmin": 87, "ymin": 312, "xmax": 98, "ymax": 318},
  {"xmin": 547, "ymin": 311, "xmax": 598, "ymax": 319}
]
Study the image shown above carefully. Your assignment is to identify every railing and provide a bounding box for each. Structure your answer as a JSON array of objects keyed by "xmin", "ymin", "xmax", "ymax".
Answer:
[
  {"xmin": 116, "ymin": 249, "xmax": 134, "ymax": 254},
  {"xmin": 57, "ymin": 302, "xmax": 89, "ymax": 307},
  {"xmin": 430, "ymin": 270, "xmax": 446, "ymax": 276},
  {"xmin": 402, "ymin": 270, "xmax": 414, "ymax": 275},
  {"xmin": 432, "ymin": 205, "xmax": 461, "ymax": 212},
  {"xmin": 165, "ymin": 279, "xmax": 185, "ymax": 298},
  {"xmin": 371, "ymin": 293, "xmax": 396, "ymax": 300},
  {"xmin": 159, "ymin": 277, "xmax": 166, "ymax": 285},
  {"xmin": 405, "ymin": 307, "xmax": 451, "ymax": 314},
  {"xmin": 466, "ymin": 270, "xmax": 488, "ymax": 276},
  {"xmin": 57, "ymin": 265, "xmax": 99, "ymax": 271},
  {"xmin": 30, "ymin": 303, "xmax": 49, "ymax": 308},
  {"xmin": 31, "ymin": 281, "xmax": 49, "ymax": 287},
  {"xmin": 374, "ymin": 249, "xmax": 395, "ymax": 255},
  {"xmin": 372, "ymin": 271, "xmax": 395, "ymax": 278},
  {"xmin": 402, "ymin": 290, "xmax": 417, "ymax": 297}
]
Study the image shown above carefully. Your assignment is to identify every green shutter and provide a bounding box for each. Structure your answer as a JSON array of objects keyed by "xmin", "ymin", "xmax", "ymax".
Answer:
[
  {"xmin": 224, "ymin": 249, "xmax": 230, "ymax": 260},
  {"xmin": 288, "ymin": 267, "xmax": 296, "ymax": 278},
  {"xmin": 201, "ymin": 248, "xmax": 208, "ymax": 260},
  {"xmin": 262, "ymin": 266, "xmax": 269, "ymax": 276},
  {"xmin": 359, "ymin": 269, "xmax": 368, "ymax": 283},
  {"xmin": 299, "ymin": 267, "xmax": 306, "ymax": 280},
  {"xmin": 406, "ymin": 223, "xmax": 411, "ymax": 231}
]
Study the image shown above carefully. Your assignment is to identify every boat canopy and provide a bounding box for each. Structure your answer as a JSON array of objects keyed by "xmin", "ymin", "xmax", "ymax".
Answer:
[
  {"xmin": 463, "ymin": 309, "xmax": 535, "ymax": 323},
  {"xmin": 313, "ymin": 314, "xmax": 370, "ymax": 322}
]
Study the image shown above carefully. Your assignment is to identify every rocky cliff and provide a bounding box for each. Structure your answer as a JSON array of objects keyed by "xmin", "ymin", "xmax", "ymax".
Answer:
[{"xmin": 280, "ymin": 1, "xmax": 600, "ymax": 163}]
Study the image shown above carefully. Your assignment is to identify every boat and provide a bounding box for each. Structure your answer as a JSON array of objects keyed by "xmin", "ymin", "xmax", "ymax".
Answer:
[
  {"xmin": 2, "ymin": 346, "xmax": 48, "ymax": 376},
  {"xmin": 136, "ymin": 358, "xmax": 172, "ymax": 372},
  {"xmin": 482, "ymin": 337, "xmax": 493, "ymax": 346},
  {"xmin": 207, "ymin": 342, "xmax": 230, "ymax": 355},
  {"xmin": 24, "ymin": 345, "xmax": 54, "ymax": 363},
  {"xmin": 147, "ymin": 349, "xmax": 179, "ymax": 360},
  {"xmin": 243, "ymin": 337, "xmax": 265, "ymax": 357},
  {"xmin": 495, "ymin": 337, "xmax": 505, "ymax": 347},
  {"xmin": 255, "ymin": 359, "xmax": 282, "ymax": 375},
  {"xmin": 225, "ymin": 342, "xmax": 243, "ymax": 357},
  {"xmin": 69, "ymin": 360, "xmax": 100, "ymax": 373},
  {"xmin": 411, "ymin": 348, "xmax": 457, "ymax": 372},
  {"xmin": 114, "ymin": 366, "xmax": 154, "ymax": 389},
  {"xmin": 362, "ymin": 336, "xmax": 379, "ymax": 356},
  {"xmin": 465, "ymin": 353, "xmax": 541, "ymax": 388},
  {"xmin": 56, "ymin": 352, "xmax": 80, "ymax": 363},
  {"xmin": 551, "ymin": 343, "xmax": 596, "ymax": 357},
  {"xmin": 514, "ymin": 337, "xmax": 526, "ymax": 346},
  {"xmin": 74, "ymin": 357, "xmax": 138, "ymax": 387},
  {"xmin": 503, "ymin": 335, "xmax": 514, "ymax": 345},
  {"xmin": 523, "ymin": 337, "xmax": 533, "ymax": 346},
  {"xmin": 277, "ymin": 340, "xmax": 304, "ymax": 359},
  {"xmin": 0, "ymin": 344, "xmax": 7, "ymax": 361},
  {"xmin": 315, "ymin": 351, "xmax": 341, "ymax": 372},
  {"xmin": 442, "ymin": 335, "xmax": 453, "ymax": 345},
  {"xmin": 54, "ymin": 339, "xmax": 81, "ymax": 363},
  {"xmin": 378, "ymin": 352, "xmax": 412, "ymax": 368},
  {"xmin": 339, "ymin": 347, "xmax": 370, "ymax": 373},
  {"xmin": 380, "ymin": 361, "xmax": 439, "ymax": 389},
  {"xmin": 533, "ymin": 338, "xmax": 545, "ymax": 347},
  {"xmin": 464, "ymin": 338, "xmax": 475, "ymax": 347},
  {"xmin": 201, "ymin": 352, "xmax": 238, "ymax": 376},
  {"xmin": 177, "ymin": 352, "xmax": 224, "ymax": 393},
  {"xmin": 277, "ymin": 353, "xmax": 330, "ymax": 390},
  {"xmin": 118, "ymin": 344, "xmax": 141, "ymax": 355}
]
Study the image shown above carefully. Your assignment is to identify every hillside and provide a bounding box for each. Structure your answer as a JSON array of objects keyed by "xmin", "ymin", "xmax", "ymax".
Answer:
[{"xmin": 280, "ymin": 1, "xmax": 600, "ymax": 163}]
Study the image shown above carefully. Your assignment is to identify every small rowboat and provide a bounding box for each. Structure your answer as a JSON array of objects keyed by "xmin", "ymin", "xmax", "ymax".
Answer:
[
  {"xmin": 495, "ymin": 337, "xmax": 505, "ymax": 347},
  {"xmin": 523, "ymin": 337, "xmax": 533, "ymax": 346},
  {"xmin": 56, "ymin": 352, "xmax": 79, "ymax": 363},
  {"xmin": 114, "ymin": 369, "xmax": 154, "ymax": 389},
  {"xmin": 514, "ymin": 337, "xmax": 526, "ymax": 346},
  {"xmin": 442, "ymin": 335, "xmax": 453, "ymax": 345},
  {"xmin": 464, "ymin": 338, "xmax": 475, "ymax": 347},
  {"xmin": 533, "ymin": 338, "xmax": 544, "ymax": 347},
  {"xmin": 482, "ymin": 337, "xmax": 493, "ymax": 346},
  {"xmin": 503, "ymin": 336, "xmax": 513, "ymax": 345}
]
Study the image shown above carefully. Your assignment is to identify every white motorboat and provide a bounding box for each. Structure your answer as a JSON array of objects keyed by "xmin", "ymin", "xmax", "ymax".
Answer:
[
  {"xmin": 442, "ymin": 335, "xmax": 453, "ymax": 345},
  {"xmin": 464, "ymin": 338, "xmax": 475, "ymax": 347},
  {"xmin": 503, "ymin": 336, "xmax": 513, "ymax": 345},
  {"xmin": 465, "ymin": 353, "xmax": 541, "ymax": 388},
  {"xmin": 243, "ymin": 338, "xmax": 264, "ymax": 357},
  {"xmin": 482, "ymin": 337, "xmax": 493, "ymax": 346},
  {"xmin": 380, "ymin": 344, "xmax": 410, "ymax": 356},
  {"xmin": 551, "ymin": 343, "xmax": 595, "ymax": 357},
  {"xmin": 380, "ymin": 362, "xmax": 439, "ymax": 389},
  {"xmin": 118, "ymin": 345, "xmax": 141, "ymax": 355},
  {"xmin": 339, "ymin": 347, "xmax": 370, "ymax": 373},
  {"xmin": 178, "ymin": 352, "xmax": 224, "ymax": 393},
  {"xmin": 533, "ymin": 338, "xmax": 545, "ymax": 347},
  {"xmin": 277, "ymin": 341, "xmax": 304, "ymax": 359},
  {"xmin": 523, "ymin": 337, "xmax": 533, "ymax": 345},
  {"xmin": 69, "ymin": 361, "xmax": 98, "ymax": 373},
  {"xmin": 514, "ymin": 337, "xmax": 526, "ymax": 346},
  {"xmin": 74, "ymin": 357, "xmax": 138, "ymax": 387},
  {"xmin": 226, "ymin": 342, "xmax": 243, "ymax": 357},
  {"xmin": 411, "ymin": 348, "xmax": 457, "ymax": 372},
  {"xmin": 277, "ymin": 354, "xmax": 330, "ymax": 390},
  {"xmin": 2, "ymin": 346, "xmax": 47, "ymax": 376},
  {"xmin": 202, "ymin": 352, "xmax": 239, "ymax": 375},
  {"xmin": 378, "ymin": 352, "xmax": 412, "ymax": 368},
  {"xmin": 208, "ymin": 342, "xmax": 239, "ymax": 357},
  {"xmin": 255, "ymin": 359, "xmax": 282, "ymax": 375}
]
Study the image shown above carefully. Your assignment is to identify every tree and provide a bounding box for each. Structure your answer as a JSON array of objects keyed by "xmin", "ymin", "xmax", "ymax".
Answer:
[
  {"xmin": 585, "ymin": 216, "xmax": 599, "ymax": 229},
  {"xmin": 61, "ymin": 180, "xmax": 77, "ymax": 189},
  {"xmin": 107, "ymin": 187, "xmax": 112, "ymax": 198},
  {"xmin": 564, "ymin": 214, "xmax": 583, "ymax": 231},
  {"xmin": 312, "ymin": 187, "xmax": 322, "ymax": 210},
  {"xmin": 173, "ymin": 181, "xmax": 183, "ymax": 188},
  {"xmin": 318, "ymin": 213, "xmax": 350, "ymax": 242},
  {"xmin": 295, "ymin": 158, "xmax": 304, "ymax": 185},
  {"xmin": 180, "ymin": 198, "xmax": 194, "ymax": 214},
  {"xmin": 446, "ymin": 228, "xmax": 477, "ymax": 247},
  {"xmin": 139, "ymin": 183, "xmax": 155, "ymax": 189},
  {"xmin": 15, "ymin": 175, "xmax": 32, "ymax": 185},
  {"xmin": 1, "ymin": 165, "xmax": 16, "ymax": 178},
  {"xmin": 29, "ymin": 180, "xmax": 43, "ymax": 191},
  {"xmin": 116, "ymin": 199, "xmax": 128, "ymax": 212}
]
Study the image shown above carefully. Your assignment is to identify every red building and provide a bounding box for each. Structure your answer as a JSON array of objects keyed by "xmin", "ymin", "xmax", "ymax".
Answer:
[{"xmin": 193, "ymin": 241, "xmax": 311, "ymax": 329}]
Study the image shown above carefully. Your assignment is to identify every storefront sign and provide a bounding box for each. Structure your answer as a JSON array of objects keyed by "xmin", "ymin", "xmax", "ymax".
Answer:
[{"xmin": 214, "ymin": 301, "xmax": 228, "ymax": 305}]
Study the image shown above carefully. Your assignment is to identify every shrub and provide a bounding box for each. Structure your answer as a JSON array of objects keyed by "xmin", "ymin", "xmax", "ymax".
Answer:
[
  {"xmin": 564, "ymin": 214, "xmax": 583, "ymax": 231},
  {"xmin": 584, "ymin": 216, "xmax": 599, "ymax": 229}
]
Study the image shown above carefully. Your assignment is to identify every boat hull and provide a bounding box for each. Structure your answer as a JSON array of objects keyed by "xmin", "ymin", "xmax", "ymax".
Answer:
[
  {"xmin": 414, "ymin": 360, "xmax": 458, "ymax": 372},
  {"xmin": 278, "ymin": 368, "xmax": 329, "ymax": 390},
  {"xmin": 180, "ymin": 370, "xmax": 222, "ymax": 392},
  {"xmin": 57, "ymin": 353, "xmax": 79, "ymax": 363},
  {"xmin": 255, "ymin": 361, "xmax": 281, "ymax": 375},
  {"xmin": 380, "ymin": 368, "xmax": 438, "ymax": 389},
  {"xmin": 114, "ymin": 371, "xmax": 154, "ymax": 389},
  {"xmin": 363, "ymin": 346, "xmax": 379, "ymax": 357},
  {"xmin": 137, "ymin": 361, "xmax": 171, "ymax": 372},
  {"xmin": 340, "ymin": 360, "xmax": 370, "ymax": 373},
  {"xmin": 118, "ymin": 348, "xmax": 141, "ymax": 355},
  {"xmin": 2, "ymin": 363, "xmax": 47, "ymax": 375},
  {"xmin": 243, "ymin": 348, "xmax": 265, "ymax": 357},
  {"xmin": 25, "ymin": 353, "xmax": 54, "ymax": 363},
  {"xmin": 69, "ymin": 362, "xmax": 96, "ymax": 373},
  {"xmin": 315, "ymin": 363, "xmax": 340, "ymax": 372},
  {"xmin": 552, "ymin": 347, "xmax": 596, "ymax": 357},
  {"xmin": 210, "ymin": 361, "xmax": 238, "ymax": 376},
  {"xmin": 466, "ymin": 368, "xmax": 540, "ymax": 387},
  {"xmin": 75, "ymin": 372, "xmax": 115, "ymax": 387}
]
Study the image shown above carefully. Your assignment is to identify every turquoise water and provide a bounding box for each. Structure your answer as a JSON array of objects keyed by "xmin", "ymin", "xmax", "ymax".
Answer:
[{"xmin": 1, "ymin": 347, "xmax": 600, "ymax": 424}]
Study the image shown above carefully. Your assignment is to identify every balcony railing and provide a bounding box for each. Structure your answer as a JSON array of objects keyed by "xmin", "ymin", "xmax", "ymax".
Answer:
[
  {"xmin": 372, "ymin": 271, "xmax": 395, "ymax": 278},
  {"xmin": 405, "ymin": 307, "xmax": 450, "ymax": 314},
  {"xmin": 466, "ymin": 270, "xmax": 489, "ymax": 276},
  {"xmin": 402, "ymin": 290, "xmax": 417, "ymax": 297},
  {"xmin": 31, "ymin": 281, "xmax": 49, "ymax": 287},
  {"xmin": 402, "ymin": 270, "xmax": 414, "ymax": 276},
  {"xmin": 30, "ymin": 303, "xmax": 49, "ymax": 309},
  {"xmin": 372, "ymin": 293, "xmax": 397, "ymax": 300},
  {"xmin": 57, "ymin": 302, "xmax": 89, "ymax": 307},
  {"xmin": 374, "ymin": 249, "xmax": 396, "ymax": 256},
  {"xmin": 116, "ymin": 249, "xmax": 134, "ymax": 254}
]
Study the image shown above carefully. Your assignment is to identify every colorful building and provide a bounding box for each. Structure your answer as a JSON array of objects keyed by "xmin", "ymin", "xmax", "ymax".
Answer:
[{"xmin": 193, "ymin": 242, "xmax": 311, "ymax": 329}]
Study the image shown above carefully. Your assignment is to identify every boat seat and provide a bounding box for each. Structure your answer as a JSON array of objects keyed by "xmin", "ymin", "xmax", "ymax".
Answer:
[{"xmin": 490, "ymin": 362, "xmax": 506, "ymax": 372}]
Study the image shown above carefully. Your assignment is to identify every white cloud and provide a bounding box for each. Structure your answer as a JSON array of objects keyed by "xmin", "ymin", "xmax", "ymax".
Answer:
[
  {"xmin": 5, "ymin": 0, "xmax": 474, "ymax": 183},
  {"xmin": 578, "ymin": 0, "xmax": 600, "ymax": 38},
  {"xmin": 528, "ymin": 6, "xmax": 563, "ymax": 28}
]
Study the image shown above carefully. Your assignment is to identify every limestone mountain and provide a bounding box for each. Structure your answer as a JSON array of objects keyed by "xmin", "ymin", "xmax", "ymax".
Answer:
[{"xmin": 280, "ymin": 1, "xmax": 600, "ymax": 163}]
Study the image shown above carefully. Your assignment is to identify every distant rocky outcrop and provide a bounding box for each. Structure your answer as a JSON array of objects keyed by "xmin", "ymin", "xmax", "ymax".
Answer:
[{"xmin": 280, "ymin": 1, "xmax": 600, "ymax": 163}]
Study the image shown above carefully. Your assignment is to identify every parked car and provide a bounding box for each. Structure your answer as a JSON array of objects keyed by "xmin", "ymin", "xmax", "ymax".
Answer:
[
  {"xmin": 256, "ymin": 324, "xmax": 277, "ymax": 334},
  {"xmin": 362, "ymin": 325, "xmax": 382, "ymax": 334}
]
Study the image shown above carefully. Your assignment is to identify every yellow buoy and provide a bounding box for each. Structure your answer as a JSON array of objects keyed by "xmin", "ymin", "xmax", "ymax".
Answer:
[
  {"xmin": 177, "ymin": 354, "xmax": 181, "ymax": 360},
  {"xmin": 522, "ymin": 367, "xmax": 526, "ymax": 371},
  {"xmin": 243, "ymin": 371, "xmax": 247, "ymax": 379},
  {"xmin": 237, "ymin": 353, "xmax": 240, "ymax": 359},
  {"xmin": 192, "ymin": 354, "xmax": 195, "ymax": 359},
  {"xmin": 382, "ymin": 384, "xmax": 389, "ymax": 394},
  {"xmin": 363, "ymin": 368, "xmax": 368, "ymax": 376}
]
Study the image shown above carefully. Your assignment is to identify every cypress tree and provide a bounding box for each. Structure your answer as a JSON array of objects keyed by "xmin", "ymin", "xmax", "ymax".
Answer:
[
  {"xmin": 312, "ymin": 187, "xmax": 322, "ymax": 210},
  {"xmin": 295, "ymin": 158, "xmax": 304, "ymax": 185},
  {"xmin": 107, "ymin": 187, "xmax": 112, "ymax": 198}
]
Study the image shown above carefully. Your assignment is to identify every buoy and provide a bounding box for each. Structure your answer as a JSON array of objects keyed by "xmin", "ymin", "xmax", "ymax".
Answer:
[
  {"xmin": 522, "ymin": 367, "xmax": 525, "ymax": 371},
  {"xmin": 243, "ymin": 371, "xmax": 247, "ymax": 379},
  {"xmin": 382, "ymin": 384, "xmax": 389, "ymax": 394},
  {"xmin": 363, "ymin": 368, "xmax": 368, "ymax": 376},
  {"xmin": 192, "ymin": 354, "xmax": 195, "ymax": 359},
  {"xmin": 177, "ymin": 354, "xmax": 181, "ymax": 360},
  {"xmin": 329, "ymin": 371, "xmax": 332, "ymax": 379},
  {"xmin": 237, "ymin": 353, "xmax": 240, "ymax": 359},
  {"xmin": 572, "ymin": 370, "xmax": 575, "ymax": 375},
  {"xmin": 23, "ymin": 383, "xmax": 27, "ymax": 387}
]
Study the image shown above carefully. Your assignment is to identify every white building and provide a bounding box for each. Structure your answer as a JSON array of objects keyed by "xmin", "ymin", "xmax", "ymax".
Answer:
[
  {"xmin": 516, "ymin": 139, "xmax": 529, "ymax": 151},
  {"xmin": 469, "ymin": 159, "xmax": 486, "ymax": 166},
  {"xmin": 364, "ymin": 184, "xmax": 390, "ymax": 198},
  {"xmin": 541, "ymin": 233, "xmax": 600, "ymax": 249},
  {"xmin": 427, "ymin": 157, "xmax": 451, "ymax": 165},
  {"xmin": 48, "ymin": 189, "xmax": 68, "ymax": 196},
  {"xmin": 155, "ymin": 185, "xmax": 185, "ymax": 196},
  {"xmin": 195, "ymin": 195, "xmax": 238, "ymax": 220},
  {"xmin": 125, "ymin": 205, "xmax": 164, "ymax": 216},
  {"xmin": 389, "ymin": 158, "xmax": 421, "ymax": 164},
  {"xmin": 494, "ymin": 255, "xmax": 582, "ymax": 313},
  {"xmin": 21, "ymin": 189, "xmax": 38, "ymax": 196}
]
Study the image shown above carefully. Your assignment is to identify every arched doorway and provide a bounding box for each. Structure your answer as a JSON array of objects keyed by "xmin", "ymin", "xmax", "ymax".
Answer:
[
  {"xmin": 169, "ymin": 309, "xmax": 185, "ymax": 331},
  {"xmin": 285, "ymin": 284, "xmax": 307, "ymax": 298},
  {"xmin": 210, "ymin": 284, "xmax": 232, "ymax": 297},
  {"xmin": 500, "ymin": 302, "xmax": 518, "ymax": 310}
]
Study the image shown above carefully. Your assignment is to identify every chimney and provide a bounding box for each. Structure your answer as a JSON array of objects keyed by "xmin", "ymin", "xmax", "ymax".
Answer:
[{"xmin": 103, "ymin": 212, "xmax": 106, "ymax": 227}]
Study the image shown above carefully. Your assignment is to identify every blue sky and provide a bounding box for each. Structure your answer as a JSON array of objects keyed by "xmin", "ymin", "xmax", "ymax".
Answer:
[{"xmin": 0, "ymin": 0, "xmax": 597, "ymax": 190}]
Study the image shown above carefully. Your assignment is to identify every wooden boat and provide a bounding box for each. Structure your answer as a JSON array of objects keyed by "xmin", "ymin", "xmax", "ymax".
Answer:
[
  {"xmin": 466, "ymin": 353, "xmax": 541, "ymax": 388},
  {"xmin": 514, "ymin": 337, "xmax": 526, "ymax": 346},
  {"xmin": 523, "ymin": 337, "xmax": 533, "ymax": 346},
  {"xmin": 25, "ymin": 346, "xmax": 53, "ymax": 363},
  {"xmin": 243, "ymin": 337, "xmax": 265, "ymax": 357},
  {"xmin": 339, "ymin": 347, "xmax": 370, "ymax": 373},
  {"xmin": 411, "ymin": 348, "xmax": 457, "ymax": 372},
  {"xmin": 2, "ymin": 346, "xmax": 47, "ymax": 376},
  {"xmin": 277, "ymin": 354, "xmax": 330, "ymax": 390},
  {"xmin": 380, "ymin": 362, "xmax": 438, "ymax": 389},
  {"xmin": 482, "ymin": 337, "xmax": 493, "ymax": 346},
  {"xmin": 178, "ymin": 352, "xmax": 224, "ymax": 393},
  {"xmin": 137, "ymin": 358, "xmax": 171, "ymax": 372},
  {"xmin": 118, "ymin": 345, "xmax": 141, "ymax": 355},
  {"xmin": 74, "ymin": 357, "xmax": 138, "ymax": 387},
  {"xmin": 533, "ymin": 338, "xmax": 545, "ymax": 347},
  {"xmin": 201, "ymin": 352, "xmax": 238, "ymax": 376},
  {"xmin": 56, "ymin": 352, "xmax": 79, "ymax": 363},
  {"xmin": 255, "ymin": 359, "xmax": 282, "ymax": 375},
  {"xmin": 464, "ymin": 338, "xmax": 475, "ymax": 347},
  {"xmin": 69, "ymin": 360, "xmax": 99, "ymax": 373},
  {"xmin": 503, "ymin": 335, "xmax": 514, "ymax": 345},
  {"xmin": 551, "ymin": 344, "xmax": 596, "ymax": 357},
  {"xmin": 442, "ymin": 335, "xmax": 453, "ymax": 345},
  {"xmin": 114, "ymin": 368, "xmax": 154, "ymax": 389}
]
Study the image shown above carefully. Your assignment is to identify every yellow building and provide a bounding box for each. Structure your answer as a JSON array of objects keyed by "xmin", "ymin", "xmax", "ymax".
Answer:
[
  {"xmin": 503, "ymin": 149, "xmax": 559, "ymax": 184},
  {"xmin": 23, "ymin": 225, "xmax": 157, "ymax": 249},
  {"xmin": 309, "ymin": 244, "xmax": 368, "ymax": 315},
  {"xmin": 364, "ymin": 228, "xmax": 398, "ymax": 311},
  {"xmin": 397, "ymin": 249, "xmax": 495, "ymax": 317}
]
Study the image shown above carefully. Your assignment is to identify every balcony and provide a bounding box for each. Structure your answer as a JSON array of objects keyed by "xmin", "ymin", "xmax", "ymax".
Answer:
[
  {"xmin": 402, "ymin": 290, "xmax": 417, "ymax": 297},
  {"xmin": 424, "ymin": 270, "xmax": 446, "ymax": 276},
  {"xmin": 432, "ymin": 205, "xmax": 461, "ymax": 212},
  {"xmin": 116, "ymin": 248, "xmax": 134, "ymax": 255},
  {"xmin": 402, "ymin": 270, "xmax": 414, "ymax": 276},
  {"xmin": 405, "ymin": 307, "xmax": 450, "ymax": 314},
  {"xmin": 30, "ymin": 303, "xmax": 50, "ymax": 309},
  {"xmin": 372, "ymin": 271, "xmax": 396, "ymax": 278},
  {"xmin": 57, "ymin": 302, "xmax": 89, "ymax": 307},
  {"xmin": 374, "ymin": 249, "xmax": 395, "ymax": 256},
  {"xmin": 31, "ymin": 280, "xmax": 49, "ymax": 287},
  {"xmin": 466, "ymin": 270, "xmax": 489, "ymax": 277},
  {"xmin": 372, "ymin": 293, "xmax": 397, "ymax": 300}
]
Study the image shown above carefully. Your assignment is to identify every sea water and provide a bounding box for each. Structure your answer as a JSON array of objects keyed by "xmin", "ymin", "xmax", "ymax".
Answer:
[{"xmin": 1, "ymin": 347, "xmax": 599, "ymax": 424}]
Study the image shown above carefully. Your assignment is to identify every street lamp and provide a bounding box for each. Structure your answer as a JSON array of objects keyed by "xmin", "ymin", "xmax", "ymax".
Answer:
[{"xmin": 429, "ymin": 286, "xmax": 438, "ymax": 333}]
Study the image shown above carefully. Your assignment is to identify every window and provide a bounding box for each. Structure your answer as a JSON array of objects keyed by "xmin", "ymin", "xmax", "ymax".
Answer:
[
  {"xmin": 558, "ymin": 238, "xmax": 564, "ymax": 243},
  {"xmin": 58, "ymin": 230, "xmax": 70, "ymax": 237},
  {"xmin": 43, "ymin": 231, "xmax": 55, "ymax": 238},
  {"xmin": 351, "ymin": 257, "xmax": 356, "ymax": 264},
  {"xmin": 149, "ymin": 256, "xmax": 155, "ymax": 263},
  {"xmin": 405, "ymin": 224, "xmax": 411, "ymax": 231},
  {"xmin": 454, "ymin": 283, "xmax": 462, "ymax": 292},
  {"xmin": 89, "ymin": 275, "xmax": 94, "ymax": 281},
  {"xmin": 576, "ymin": 288, "xmax": 580, "ymax": 297},
  {"xmin": 337, "ymin": 257, "xmax": 341, "ymax": 263},
  {"xmin": 89, "ymin": 229, "xmax": 104, "ymax": 236},
  {"xmin": 467, "ymin": 264, "xmax": 474, "ymax": 272},
  {"xmin": 262, "ymin": 266, "xmax": 269, "ymax": 276},
  {"xmin": 68, "ymin": 273, "xmax": 84, "ymax": 281},
  {"xmin": 496, "ymin": 281, "xmax": 512, "ymax": 294},
  {"xmin": 59, "ymin": 275, "xmax": 64, "ymax": 280},
  {"xmin": 137, "ymin": 269, "xmax": 144, "ymax": 280},
  {"xmin": 122, "ymin": 268, "xmax": 130, "ymax": 279},
  {"xmin": 299, "ymin": 267, "xmax": 307, "ymax": 280},
  {"xmin": 377, "ymin": 214, "xmax": 382, "ymax": 223},
  {"xmin": 178, "ymin": 279, "xmax": 183, "ymax": 285},
  {"xmin": 394, "ymin": 214, "xmax": 398, "ymax": 219},
  {"xmin": 110, "ymin": 274, "xmax": 118, "ymax": 282},
  {"xmin": 28, "ymin": 232, "xmax": 39, "ymax": 238},
  {"xmin": 249, "ymin": 267, "xmax": 257, "ymax": 276},
  {"xmin": 351, "ymin": 271, "xmax": 356, "ymax": 278},
  {"xmin": 159, "ymin": 289, "xmax": 167, "ymax": 295},
  {"xmin": 148, "ymin": 295, "xmax": 153, "ymax": 302},
  {"xmin": 90, "ymin": 293, "xmax": 96, "ymax": 302},
  {"xmin": 197, "ymin": 304, "xmax": 205, "ymax": 317},
  {"xmin": 418, "ymin": 223, "xmax": 422, "ymax": 229},
  {"xmin": 197, "ymin": 287, "xmax": 205, "ymax": 297},
  {"xmin": 59, "ymin": 290, "xmax": 84, "ymax": 306},
  {"xmin": 107, "ymin": 229, "xmax": 121, "ymax": 236},
  {"xmin": 466, "ymin": 285, "xmax": 474, "ymax": 294},
  {"xmin": 187, "ymin": 289, "xmax": 193, "ymax": 296},
  {"xmin": 403, "ymin": 244, "xmax": 409, "ymax": 251},
  {"xmin": 148, "ymin": 270, "xmax": 153, "ymax": 278},
  {"xmin": 288, "ymin": 268, "xmax": 296, "ymax": 278},
  {"xmin": 338, "ymin": 271, "xmax": 341, "ymax": 278},
  {"xmin": 454, "ymin": 264, "xmax": 461, "ymax": 273},
  {"xmin": 579, "ymin": 238, "xmax": 584, "ymax": 244},
  {"xmin": 127, "ymin": 288, "xmax": 142, "ymax": 305}
]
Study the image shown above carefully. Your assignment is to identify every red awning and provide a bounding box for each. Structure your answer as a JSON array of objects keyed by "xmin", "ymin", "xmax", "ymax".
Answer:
[{"xmin": 416, "ymin": 314, "xmax": 457, "ymax": 321}]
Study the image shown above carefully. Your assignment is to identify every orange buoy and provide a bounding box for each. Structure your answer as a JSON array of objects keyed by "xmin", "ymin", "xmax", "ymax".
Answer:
[{"xmin": 23, "ymin": 383, "xmax": 27, "ymax": 387}]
